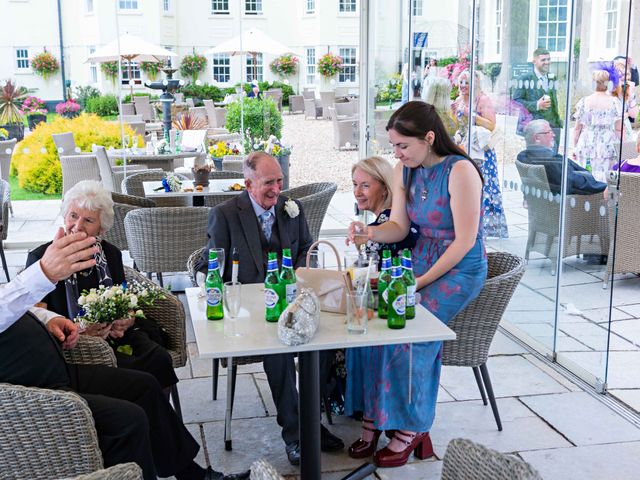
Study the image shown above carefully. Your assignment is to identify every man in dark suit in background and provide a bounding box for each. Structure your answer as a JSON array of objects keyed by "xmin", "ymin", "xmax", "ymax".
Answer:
[
  {"xmin": 513, "ymin": 47, "xmax": 563, "ymax": 152},
  {"xmin": 517, "ymin": 119, "xmax": 607, "ymax": 196},
  {"xmin": 198, "ymin": 152, "xmax": 343, "ymax": 465}
]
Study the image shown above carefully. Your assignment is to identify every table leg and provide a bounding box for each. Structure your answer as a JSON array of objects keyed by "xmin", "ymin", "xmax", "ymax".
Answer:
[{"xmin": 298, "ymin": 350, "xmax": 321, "ymax": 480}]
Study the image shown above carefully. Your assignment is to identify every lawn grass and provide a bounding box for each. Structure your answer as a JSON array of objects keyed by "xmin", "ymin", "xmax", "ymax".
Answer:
[{"xmin": 8, "ymin": 175, "xmax": 61, "ymax": 201}]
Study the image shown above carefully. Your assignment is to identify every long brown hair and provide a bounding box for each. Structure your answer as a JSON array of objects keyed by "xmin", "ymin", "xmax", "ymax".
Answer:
[{"xmin": 386, "ymin": 101, "xmax": 482, "ymax": 200}]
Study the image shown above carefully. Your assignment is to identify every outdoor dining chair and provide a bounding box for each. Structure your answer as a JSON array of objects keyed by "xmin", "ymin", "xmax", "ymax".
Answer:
[
  {"xmin": 222, "ymin": 155, "xmax": 245, "ymax": 173},
  {"xmin": 104, "ymin": 191, "xmax": 156, "ymax": 252},
  {"xmin": 304, "ymin": 98, "xmax": 322, "ymax": 120},
  {"xmin": 203, "ymin": 100, "xmax": 227, "ymax": 128},
  {"xmin": 121, "ymin": 170, "xmax": 189, "ymax": 207},
  {"xmin": 288, "ymin": 95, "xmax": 304, "ymax": 114},
  {"xmin": 69, "ymin": 463, "xmax": 142, "ymax": 480},
  {"xmin": 124, "ymin": 206, "xmax": 210, "ymax": 288},
  {"xmin": 95, "ymin": 146, "xmax": 147, "ymax": 193},
  {"xmin": 515, "ymin": 160, "xmax": 609, "ymax": 273},
  {"xmin": 118, "ymin": 114, "xmax": 144, "ymax": 123},
  {"xmin": 327, "ymin": 107, "xmax": 359, "ymax": 150},
  {"xmin": 120, "ymin": 103, "xmax": 136, "ymax": 115},
  {"xmin": 282, "ymin": 182, "xmax": 337, "ymax": 241},
  {"xmin": 442, "ymin": 252, "xmax": 526, "ymax": 431},
  {"xmin": 319, "ymin": 91, "xmax": 336, "ymax": 119},
  {"xmin": 603, "ymin": 172, "xmax": 640, "ymax": 287},
  {"xmin": 441, "ymin": 438, "xmax": 542, "ymax": 480},
  {"xmin": 52, "ymin": 132, "xmax": 79, "ymax": 155},
  {"xmin": 0, "ymin": 180, "xmax": 10, "ymax": 280},
  {"xmin": 60, "ymin": 153, "xmax": 102, "ymax": 195},
  {"xmin": 0, "ymin": 138, "xmax": 16, "ymax": 216},
  {"xmin": 133, "ymin": 96, "xmax": 155, "ymax": 122}
]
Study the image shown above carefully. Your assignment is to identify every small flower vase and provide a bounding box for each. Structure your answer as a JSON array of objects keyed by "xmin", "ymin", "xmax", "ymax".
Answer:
[
  {"xmin": 212, "ymin": 157, "xmax": 223, "ymax": 171},
  {"xmin": 192, "ymin": 168, "xmax": 210, "ymax": 187}
]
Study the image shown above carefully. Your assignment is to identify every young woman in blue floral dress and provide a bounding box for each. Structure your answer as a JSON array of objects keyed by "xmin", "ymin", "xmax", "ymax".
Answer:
[{"xmin": 346, "ymin": 101, "xmax": 488, "ymax": 468}]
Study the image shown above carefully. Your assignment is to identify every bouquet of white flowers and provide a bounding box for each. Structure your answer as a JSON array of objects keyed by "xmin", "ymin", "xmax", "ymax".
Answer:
[{"xmin": 76, "ymin": 280, "xmax": 165, "ymax": 326}]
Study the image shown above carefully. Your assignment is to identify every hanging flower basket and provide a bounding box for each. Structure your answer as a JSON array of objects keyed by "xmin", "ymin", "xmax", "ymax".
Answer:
[
  {"xmin": 270, "ymin": 55, "xmax": 299, "ymax": 77},
  {"xmin": 101, "ymin": 62, "xmax": 119, "ymax": 83},
  {"xmin": 31, "ymin": 49, "xmax": 60, "ymax": 80},
  {"xmin": 318, "ymin": 53, "xmax": 343, "ymax": 78},
  {"xmin": 180, "ymin": 52, "xmax": 207, "ymax": 83},
  {"xmin": 140, "ymin": 61, "xmax": 164, "ymax": 80}
]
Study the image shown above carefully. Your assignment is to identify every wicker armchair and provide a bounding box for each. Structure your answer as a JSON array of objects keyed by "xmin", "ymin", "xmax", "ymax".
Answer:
[
  {"xmin": 0, "ymin": 138, "xmax": 16, "ymax": 216},
  {"xmin": 0, "ymin": 180, "xmax": 9, "ymax": 281},
  {"xmin": 0, "ymin": 383, "xmax": 104, "ymax": 479},
  {"xmin": 288, "ymin": 95, "xmax": 304, "ymax": 114},
  {"xmin": 124, "ymin": 207, "xmax": 210, "ymax": 287},
  {"xmin": 515, "ymin": 160, "xmax": 608, "ymax": 273},
  {"xmin": 95, "ymin": 146, "xmax": 146, "ymax": 193},
  {"xmin": 121, "ymin": 170, "xmax": 188, "ymax": 207},
  {"xmin": 441, "ymin": 438, "xmax": 542, "ymax": 480},
  {"xmin": 62, "ymin": 335, "xmax": 118, "ymax": 367},
  {"xmin": 69, "ymin": 462, "xmax": 142, "ymax": 480},
  {"xmin": 103, "ymin": 192, "xmax": 156, "ymax": 252},
  {"xmin": 52, "ymin": 132, "xmax": 78, "ymax": 155},
  {"xmin": 442, "ymin": 252, "xmax": 526, "ymax": 431},
  {"xmin": 319, "ymin": 91, "xmax": 336, "ymax": 119},
  {"xmin": 132, "ymin": 96, "xmax": 155, "ymax": 122},
  {"xmin": 327, "ymin": 107, "xmax": 359, "ymax": 150},
  {"xmin": 120, "ymin": 103, "xmax": 136, "ymax": 116},
  {"xmin": 60, "ymin": 154, "xmax": 102, "ymax": 195},
  {"xmin": 283, "ymin": 182, "xmax": 338, "ymax": 241},
  {"xmin": 604, "ymin": 172, "xmax": 640, "ymax": 287}
]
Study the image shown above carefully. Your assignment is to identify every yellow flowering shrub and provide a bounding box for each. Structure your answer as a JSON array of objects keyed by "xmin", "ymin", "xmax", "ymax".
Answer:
[{"xmin": 11, "ymin": 114, "xmax": 137, "ymax": 194}]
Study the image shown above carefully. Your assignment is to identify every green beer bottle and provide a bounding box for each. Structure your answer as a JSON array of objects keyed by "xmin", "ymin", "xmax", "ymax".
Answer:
[
  {"xmin": 280, "ymin": 248, "xmax": 298, "ymax": 309},
  {"xmin": 265, "ymin": 252, "xmax": 283, "ymax": 322},
  {"xmin": 205, "ymin": 249, "xmax": 224, "ymax": 320},
  {"xmin": 401, "ymin": 249, "xmax": 416, "ymax": 320},
  {"xmin": 386, "ymin": 257, "xmax": 406, "ymax": 329},
  {"xmin": 377, "ymin": 249, "xmax": 392, "ymax": 319}
]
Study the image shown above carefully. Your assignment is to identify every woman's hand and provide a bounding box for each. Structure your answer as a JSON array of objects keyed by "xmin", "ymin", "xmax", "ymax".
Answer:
[
  {"xmin": 110, "ymin": 316, "xmax": 135, "ymax": 339},
  {"xmin": 346, "ymin": 221, "xmax": 369, "ymax": 246},
  {"xmin": 82, "ymin": 322, "xmax": 112, "ymax": 340}
]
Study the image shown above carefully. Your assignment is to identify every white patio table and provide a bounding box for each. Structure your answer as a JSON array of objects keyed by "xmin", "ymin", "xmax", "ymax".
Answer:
[{"xmin": 186, "ymin": 284, "xmax": 455, "ymax": 480}]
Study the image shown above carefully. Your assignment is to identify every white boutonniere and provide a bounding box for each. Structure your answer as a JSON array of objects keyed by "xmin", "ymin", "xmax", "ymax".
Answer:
[{"xmin": 284, "ymin": 198, "xmax": 299, "ymax": 218}]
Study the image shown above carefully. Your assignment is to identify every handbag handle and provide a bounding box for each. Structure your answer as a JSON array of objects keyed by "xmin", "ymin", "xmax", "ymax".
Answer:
[{"xmin": 305, "ymin": 240, "xmax": 343, "ymax": 270}]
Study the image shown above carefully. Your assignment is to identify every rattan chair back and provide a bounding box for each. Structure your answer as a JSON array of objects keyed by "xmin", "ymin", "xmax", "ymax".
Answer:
[
  {"xmin": 69, "ymin": 462, "xmax": 143, "ymax": 480},
  {"xmin": 52, "ymin": 132, "xmax": 78, "ymax": 155},
  {"xmin": 60, "ymin": 154, "xmax": 101, "ymax": 194},
  {"xmin": 283, "ymin": 182, "xmax": 337, "ymax": 241}
]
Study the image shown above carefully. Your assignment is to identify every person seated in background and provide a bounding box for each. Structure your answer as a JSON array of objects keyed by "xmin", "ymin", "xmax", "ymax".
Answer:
[
  {"xmin": 247, "ymin": 80, "xmax": 262, "ymax": 99},
  {"xmin": 349, "ymin": 155, "xmax": 419, "ymax": 261},
  {"xmin": 26, "ymin": 181, "xmax": 178, "ymax": 394},
  {"xmin": 517, "ymin": 119, "xmax": 606, "ymax": 196},
  {"xmin": 1, "ymin": 229, "xmax": 248, "ymax": 480},
  {"xmin": 613, "ymin": 132, "xmax": 640, "ymax": 173}
]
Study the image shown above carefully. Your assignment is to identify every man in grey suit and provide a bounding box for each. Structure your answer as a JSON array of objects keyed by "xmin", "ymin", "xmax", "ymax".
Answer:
[{"xmin": 198, "ymin": 152, "xmax": 343, "ymax": 465}]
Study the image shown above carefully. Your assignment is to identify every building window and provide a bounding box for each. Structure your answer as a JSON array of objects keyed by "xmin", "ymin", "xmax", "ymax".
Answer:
[
  {"xmin": 211, "ymin": 0, "xmax": 229, "ymax": 14},
  {"xmin": 412, "ymin": 0, "xmax": 423, "ymax": 16},
  {"xmin": 246, "ymin": 53, "xmax": 263, "ymax": 82},
  {"xmin": 245, "ymin": 0, "xmax": 262, "ymax": 15},
  {"xmin": 15, "ymin": 48, "xmax": 29, "ymax": 70},
  {"xmin": 537, "ymin": 0, "xmax": 568, "ymax": 53},
  {"xmin": 305, "ymin": 47, "xmax": 316, "ymax": 84},
  {"xmin": 86, "ymin": 0, "xmax": 94, "ymax": 13},
  {"xmin": 212, "ymin": 54, "xmax": 231, "ymax": 83},
  {"xmin": 605, "ymin": 0, "xmax": 618, "ymax": 49},
  {"xmin": 118, "ymin": 0, "xmax": 138, "ymax": 10},
  {"xmin": 88, "ymin": 46, "xmax": 98, "ymax": 83},
  {"xmin": 306, "ymin": 0, "xmax": 315, "ymax": 14},
  {"xmin": 122, "ymin": 61, "xmax": 142, "ymax": 85},
  {"xmin": 339, "ymin": 0, "xmax": 356, "ymax": 13},
  {"xmin": 163, "ymin": 0, "xmax": 170, "ymax": 12},
  {"xmin": 496, "ymin": 0, "xmax": 502, "ymax": 54},
  {"xmin": 338, "ymin": 47, "xmax": 356, "ymax": 83}
]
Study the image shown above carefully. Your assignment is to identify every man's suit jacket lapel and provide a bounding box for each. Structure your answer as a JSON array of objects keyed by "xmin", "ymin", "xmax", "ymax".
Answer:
[{"xmin": 237, "ymin": 192, "xmax": 265, "ymax": 278}]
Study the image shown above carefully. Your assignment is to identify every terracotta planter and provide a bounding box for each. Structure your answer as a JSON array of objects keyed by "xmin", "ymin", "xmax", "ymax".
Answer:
[{"xmin": 193, "ymin": 168, "xmax": 210, "ymax": 187}]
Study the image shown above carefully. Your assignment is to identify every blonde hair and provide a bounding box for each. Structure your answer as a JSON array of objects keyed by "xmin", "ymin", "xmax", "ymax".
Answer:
[
  {"xmin": 423, "ymin": 77, "xmax": 452, "ymax": 111},
  {"xmin": 592, "ymin": 70, "xmax": 610, "ymax": 91},
  {"xmin": 351, "ymin": 156, "xmax": 393, "ymax": 211}
]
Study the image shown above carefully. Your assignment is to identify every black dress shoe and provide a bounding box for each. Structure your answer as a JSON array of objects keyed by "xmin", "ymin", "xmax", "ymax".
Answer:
[
  {"xmin": 286, "ymin": 441, "xmax": 301, "ymax": 465},
  {"xmin": 204, "ymin": 467, "xmax": 251, "ymax": 480},
  {"xmin": 320, "ymin": 425, "xmax": 345, "ymax": 452}
]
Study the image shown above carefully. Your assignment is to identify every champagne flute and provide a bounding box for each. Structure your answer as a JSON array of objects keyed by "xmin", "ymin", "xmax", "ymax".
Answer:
[
  {"xmin": 223, "ymin": 281, "xmax": 242, "ymax": 337},
  {"xmin": 212, "ymin": 247, "xmax": 225, "ymax": 278}
]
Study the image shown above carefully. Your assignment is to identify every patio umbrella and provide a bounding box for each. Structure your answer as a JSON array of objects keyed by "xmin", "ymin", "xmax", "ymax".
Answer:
[
  {"xmin": 204, "ymin": 28, "xmax": 300, "ymax": 80},
  {"xmin": 86, "ymin": 33, "xmax": 177, "ymax": 96}
]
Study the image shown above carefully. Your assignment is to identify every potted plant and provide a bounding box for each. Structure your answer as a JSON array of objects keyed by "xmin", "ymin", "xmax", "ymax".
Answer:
[
  {"xmin": 30, "ymin": 49, "xmax": 60, "ymax": 80},
  {"xmin": 318, "ymin": 53, "xmax": 343, "ymax": 78},
  {"xmin": 55, "ymin": 98, "xmax": 81, "ymax": 119},
  {"xmin": 192, "ymin": 163, "xmax": 212, "ymax": 187},
  {"xmin": 179, "ymin": 50, "xmax": 207, "ymax": 84},
  {"xmin": 270, "ymin": 54, "xmax": 299, "ymax": 78},
  {"xmin": 208, "ymin": 140, "xmax": 240, "ymax": 171},
  {"xmin": 21, "ymin": 96, "xmax": 48, "ymax": 130},
  {"xmin": 245, "ymin": 134, "xmax": 292, "ymax": 189},
  {"xmin": 0, "ymin": 80, "xmax": 27, "ymax": 141}
]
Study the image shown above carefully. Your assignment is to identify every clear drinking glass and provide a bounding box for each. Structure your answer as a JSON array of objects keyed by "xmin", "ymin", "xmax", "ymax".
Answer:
[
  {"xmin": 308, "ymin": 249, "xmax": 325, "ymax": 269},
  {"xmin": 211, "ymin": 247, "xmax": 225, "ymax": 277},
  {"xmin": 223, "ymin": 281, "xmax": 242, "ymax": 337},
  {"xmin": 347, "ymin": 291, "xmax": 368, "ymax": 334}
]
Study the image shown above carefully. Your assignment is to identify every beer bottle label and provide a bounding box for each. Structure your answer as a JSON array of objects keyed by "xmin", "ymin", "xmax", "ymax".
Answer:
[
  {"xmin": 406, "ymin": 285, "xmax": 416, "ymax": 307},
  {"xmin": 382, "ymin": 287, "xmax": 389, "ymax": 303},
  {"xmin": 285, "ymin": 283, "xmax": 297, "ymax": 304},
  {"xmin": 392, "ymin": 294, "xmax": 406, "ymax": 315},
  {"xmin": 265, "ymin": 288, "xmax": 279, "ymax": 308},
  {"xmin": 206, "ymin": 287, "xmax": 222, "ymax": 307}
]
